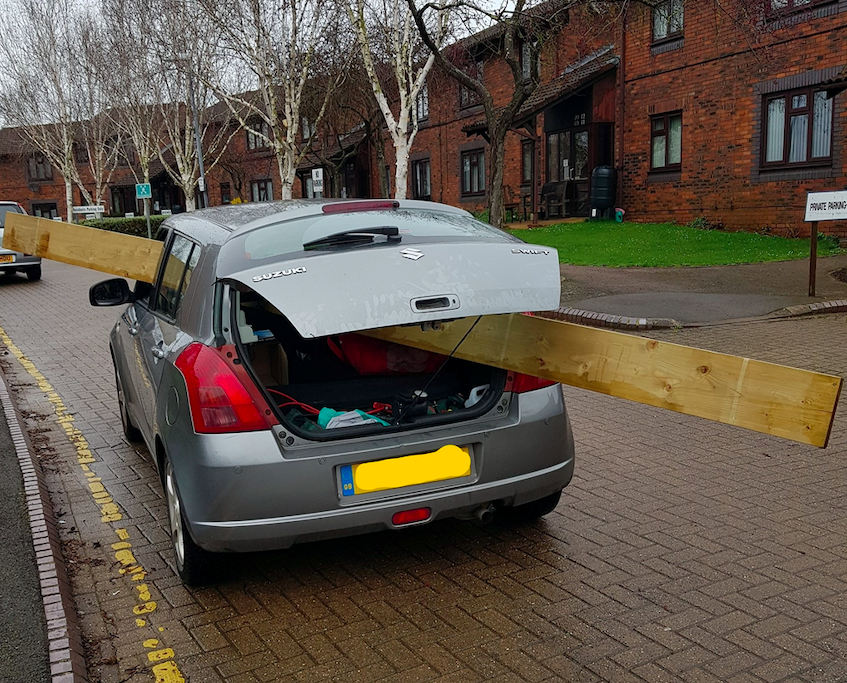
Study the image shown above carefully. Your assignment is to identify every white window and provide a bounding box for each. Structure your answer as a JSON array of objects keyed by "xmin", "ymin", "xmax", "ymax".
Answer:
[
  {"xmin": 653, "ymin": 0, "xmax": 684, "ymax": 42},
  {"xmin": 415, "ymin": 85, "xmax": 429, "ymax": 121},
  {"xmin": 250, "ymin": 179, "xmax": 273, "ymax": 202}
]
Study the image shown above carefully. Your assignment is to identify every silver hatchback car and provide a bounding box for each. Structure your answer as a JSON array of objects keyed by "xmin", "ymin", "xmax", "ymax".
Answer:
[{"xmin": 90, "ymin": 199, "xmax": 575, "ymax": 584}]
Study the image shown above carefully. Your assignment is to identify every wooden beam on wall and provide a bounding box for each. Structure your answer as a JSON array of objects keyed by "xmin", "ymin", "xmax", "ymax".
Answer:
[
  {"xmin": 366, "ymin": 314, "xmax": 842, "ymax": 448},
  {"xmin": 3, "ymin": 213, "xmax": 162, "ymax": 283}
]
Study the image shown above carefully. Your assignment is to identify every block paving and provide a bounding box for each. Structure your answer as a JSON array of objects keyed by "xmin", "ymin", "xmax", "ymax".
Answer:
[{"xmin": 0, "ymin": 260, "xmax": 846, "ymax": 682}]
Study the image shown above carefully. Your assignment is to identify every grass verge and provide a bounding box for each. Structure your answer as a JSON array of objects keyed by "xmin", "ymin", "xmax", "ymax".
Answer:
[{"xmin": 506, "ymin": 221, "xmax": 842, "ymax": 267}]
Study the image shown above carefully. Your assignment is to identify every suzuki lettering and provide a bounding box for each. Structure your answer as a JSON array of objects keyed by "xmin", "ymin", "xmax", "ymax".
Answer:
[{"xmin": 252, "ymin": 267, "xmax": 307, "ymax": 282}]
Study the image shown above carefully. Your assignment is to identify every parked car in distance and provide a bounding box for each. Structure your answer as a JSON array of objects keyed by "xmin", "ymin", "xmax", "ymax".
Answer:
[
  {"xmin": 89, "ymin": 199, "xmax": 575, "ymax": 585},
  {"xmin": 0, "ymin": 201, "xmax": 42, "ymax": 281}
]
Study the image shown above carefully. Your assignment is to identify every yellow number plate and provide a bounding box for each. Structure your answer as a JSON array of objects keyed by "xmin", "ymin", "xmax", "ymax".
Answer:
[
  {"xmin": 0, "ymin": 254, "xmax": 14, "ymax": 263},
  {"xmin": 340, "ymin": 445, "xmax": 471, "ymax": 496}
]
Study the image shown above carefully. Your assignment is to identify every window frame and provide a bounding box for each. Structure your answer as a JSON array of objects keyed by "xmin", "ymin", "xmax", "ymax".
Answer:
[
  {"xmin": 651, "ymin": 0, "xmax": 684, "ymax": 45},
  {"xmin": 27, "ymin": 153, "xmax": 53, "ymax": 181},
  {"xmin": 459, "ymin": 61, "xmax": 484, "ymax": 109},
  {"xmin": 767, "ymin": 0, "xmax": 832, "ymax": 17},
  {"xmin": 411, "ymin": 158, "xmax": 432, "ymax": 200},
  {"xmin": 760, "ymin": 86, "xmax": 835, "ymax": 169},
  {"xmin": 250, "ymin": 179, "xmax": 273, "ymax": 202},
  {"xmin": 152, "ymin": 232, "xmax": 200, "ymax": 322},
  {"xmin": 220, "ymin": 182, "xmax": 232, "ymax": 204},
  {"xmin": 521, "ymin": 140, "xmax": 534, "ymax": 185},
  {"xmin": 246, "ymin": 120, "xmax": 270, "ymax": 151},
  {"xmin": 650, "ymin": 111, "xmax": 683, "ymax": 172},
  {"xmin": 415, "ymin": 84, "xmax": 429, "ymax": 121},
  {"xmin": 460, "ymin": 148, "xmax": 486, "ymax": 197}
]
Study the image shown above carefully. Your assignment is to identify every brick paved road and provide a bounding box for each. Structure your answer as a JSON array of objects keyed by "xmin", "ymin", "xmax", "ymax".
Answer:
[{"xmin": 1, "ymin": 260, "xmax": 846, "ymax": 683}]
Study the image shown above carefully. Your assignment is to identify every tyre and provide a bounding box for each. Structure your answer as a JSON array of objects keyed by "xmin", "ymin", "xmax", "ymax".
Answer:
[
  {"xmin": 115, "ymin": 368, "xmax": 142, "ymax": 442},
  {"xmin": 26, "ymin": 265, "xmax": 42, "ymax": 281},
  {"xmin": 163, "ymin": 457, "xmax": 215, "ymax": 585},
  {"xmin": 504, "ymin": 489, "xmax": 562, "ymax": 522}
]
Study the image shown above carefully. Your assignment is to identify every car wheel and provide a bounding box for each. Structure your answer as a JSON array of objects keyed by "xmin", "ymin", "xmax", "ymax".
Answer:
[
  {"xmin": 505, "ymin": 489, "xmax": 562, "ymax": 522},
  {"xmin": 115, "ymin": 369, "xmax": 142, "ymax": 442},
  {"xmin": 26, "ymin": 265, "xmax": 42, "ymax": 281},
  {"xmin": 163, "ymin": 457, "xmax": 214, "ymax": 585}
]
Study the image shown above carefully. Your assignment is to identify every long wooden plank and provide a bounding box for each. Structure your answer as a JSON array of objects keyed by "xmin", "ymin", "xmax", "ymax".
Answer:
[
  {"xmin": 3, "ymin": 212, "xmax": 162, "ymax": 283},
  {"xmin": 366, "ymin": 314, "xmax": 842, "ymax": 448}
]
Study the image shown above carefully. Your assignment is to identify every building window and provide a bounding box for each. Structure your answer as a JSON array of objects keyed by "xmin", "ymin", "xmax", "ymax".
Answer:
[
  {"xmin": 383, "ymin": 165, "xmax": 391, "ymax": 197},
  {"xmin": 412, "ymin": 158, "xmax": 431, "ymax": 200},
  {"xmin": 221, "ymin": 182, "xmax": 232, "ymax": 204},
  {"xmin": 762, "ymin": 87, "xmax": 833, "ymax": 167},
  {"xmin": 461, "ymin": 149, "xmax": 485, "ymax": 196},
  {"xmin": 769, "ymin": 0, "xmax": 829, "ymax": 14},
  {"xmin": 250, "ymin": 179, "xmax": 273, "ymax": 202},
  {"xmin": 652, "ymin": 0, "xmax": 684, "ymax": 42},
  {"xmin": 651, "ymin": 112, "xmax": 682, "ymax": 171},
  {"xmin": 31, "ymin": 203, "xmax": 58, "ymax": 219},
  {"xmin": 415, "ymin": 85, "xmax": 429, "ymax": 121},
  {"xmin": 27, "ymin": 153, "xmax": 52, "ymax": 181},
  {"xmin": 521, "ymin": 140, "xmax": 533, "ymax": 184},
  {"xmin": 73, "ymin": 144, "xmax": 89, "ymax": 165},
  {"xmin": 247, "ymin": 120, "xmax": 270, "ymax": 150},
  {"xmin": 301, "ymin": 117, "xmax": 312, "ymax": 140},
  {"xmin": 301, "ymin": 174, "xmax": 315, "ymax": 198},
  {"xmin": 459, "ymin": 61, "xmax": 484, "ymax": 109},
  {"xmin": 520, "ymin": 42, "xmax": 535, "ymax": 81}
]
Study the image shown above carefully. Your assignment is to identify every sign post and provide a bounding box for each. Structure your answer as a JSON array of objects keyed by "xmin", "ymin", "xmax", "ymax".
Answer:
[
  {"xmin": 136, "ymin": 184, "xmax": 153, "ymax": 239},
  {"xmin": 805, "ymin": 191, "xmax": 847, "ymax": 297},
  {"xmin": 311, "ymin": 168, "xmax": 324, "ymax": 198}
]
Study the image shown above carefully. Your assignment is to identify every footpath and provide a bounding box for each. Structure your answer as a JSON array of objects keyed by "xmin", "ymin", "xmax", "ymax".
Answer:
[
  {"xmin": 2, "ymin": 252, "xmax": 847, "ymax": 682},
  {"xmin": 554, "ymin": 252, "xmax": 847, "ymax": 328}
]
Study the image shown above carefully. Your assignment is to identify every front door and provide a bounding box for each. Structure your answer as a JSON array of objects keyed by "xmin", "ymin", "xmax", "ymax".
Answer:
[{"xmin": 546, "ymin": 128, "xmax": 590, "ymax": 217}]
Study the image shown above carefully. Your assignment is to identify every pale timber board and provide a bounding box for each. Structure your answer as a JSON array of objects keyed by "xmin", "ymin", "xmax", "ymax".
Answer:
[
  {"xmin": 3, "ymin": 213, "xmax": 162, "ymax": 283},
  {"xmin": 366, "ymin": 314, "xmax": 842, "ymax": 448}
]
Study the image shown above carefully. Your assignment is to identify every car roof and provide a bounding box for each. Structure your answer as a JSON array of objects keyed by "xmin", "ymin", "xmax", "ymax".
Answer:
[{"xmin": 165, "ymin": 199, "xmax": 471, "ymax": 247}]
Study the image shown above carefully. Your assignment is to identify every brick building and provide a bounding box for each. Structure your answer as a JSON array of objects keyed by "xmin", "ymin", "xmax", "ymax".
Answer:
[{"xmin": 1, "ymin": 0, "xmax": 845, "ymax": 235}]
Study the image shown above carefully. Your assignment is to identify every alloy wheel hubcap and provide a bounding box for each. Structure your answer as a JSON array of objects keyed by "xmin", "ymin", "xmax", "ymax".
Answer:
[{"xmin": 165, "ymin": 464, "xmax": 185, "ymax": 568}]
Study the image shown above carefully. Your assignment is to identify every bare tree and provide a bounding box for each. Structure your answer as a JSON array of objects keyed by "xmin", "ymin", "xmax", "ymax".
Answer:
[
  {"xmin": 150, "ymin": 0, "xmax": 241, "ymax": 211},
  {"xmin": 0, "ymin": 0, "xmax": 96, "ymax": 220},
  {"xmin": 194, "ymin": 0, "xmax": 347, "ymax": 200},
  {"xmin": 101, "ymin": 0, "xmax": 166, "ymax": 223},
  {"xmin": 74, "ymin": 9, "xmax": 122, "ymax": 208},
  {"xmin": 408, "ymin": 0, "xmax": 570, "ymax": 227},
  {"xmin": 348, "ymin": 0, "xmax": 447, "ymax": 199}
]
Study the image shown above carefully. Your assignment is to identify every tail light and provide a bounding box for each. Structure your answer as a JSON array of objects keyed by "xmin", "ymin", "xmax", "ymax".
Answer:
[
  {"xmin": 507, "ymin": 373, "xmax": 558, "ymax": 394},
  {"xmin": 175, "ymin": 343, "xmax": 275, "ymax": 433},
  {"xmin": 392, "ymin": 508, "xmax": 431, "ymax": 525}
]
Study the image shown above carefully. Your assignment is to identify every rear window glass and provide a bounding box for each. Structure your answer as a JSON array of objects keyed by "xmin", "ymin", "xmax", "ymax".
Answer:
[
  {"xmin": 0, "ymin": 205, "xmax": 24, "ymax": 228},
  {"xmin": 240, "ymin": 209, "xmax": 511, "ymax": 262}
]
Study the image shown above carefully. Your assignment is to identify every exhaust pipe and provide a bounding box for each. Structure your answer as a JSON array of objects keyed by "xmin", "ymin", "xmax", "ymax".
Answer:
[{"xmin": 474, "ymin": 504, "xmax": 495, "ymax": 524}]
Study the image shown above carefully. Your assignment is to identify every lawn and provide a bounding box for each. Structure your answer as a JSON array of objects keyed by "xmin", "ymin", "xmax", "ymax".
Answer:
[{"xmin": 506, "ymin": 221, "xmax": 842, "ymax": 267}]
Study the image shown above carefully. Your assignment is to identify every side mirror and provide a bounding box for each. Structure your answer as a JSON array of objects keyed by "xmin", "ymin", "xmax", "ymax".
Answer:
[{"xmin": 89, "ymin": 278, "xmax": 133, "ymax": 307}]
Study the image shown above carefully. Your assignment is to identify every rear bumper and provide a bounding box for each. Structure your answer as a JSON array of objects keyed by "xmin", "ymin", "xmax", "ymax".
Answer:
[
  {"xmin": 163, "ymin": 384, "xmax": 575, "ymax": 553},
  {"xmin": 193, "ymin": 457, "xmax": 573, "ymax": 552},
  {"xmin": 0, "ymin": 253, "xmax": 41, "ymax": 270}
]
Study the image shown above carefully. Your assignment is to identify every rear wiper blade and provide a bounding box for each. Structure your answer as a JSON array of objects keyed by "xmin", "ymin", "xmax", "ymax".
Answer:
[{"xmin": 303, "ymin": 226, "xmax": 401, "ymax": 250}]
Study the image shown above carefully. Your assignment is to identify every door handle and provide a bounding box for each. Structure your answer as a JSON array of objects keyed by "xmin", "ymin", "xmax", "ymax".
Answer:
[
  {"xmin": 151, "ymin": 347, "xmax": 166, "ymax": 359},
  {"xmin": 128, "ymin": 327, "xmax": 138, "ymax": 336}
]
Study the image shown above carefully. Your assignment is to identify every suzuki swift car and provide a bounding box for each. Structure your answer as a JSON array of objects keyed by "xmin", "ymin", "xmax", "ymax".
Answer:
[
  {"xmin": 0, "ymin": 201, "xmax": 42, "ymax": 280},
  {"xmin": 90, "ymin": 199, "xmax": 574, "ymax": 584}
]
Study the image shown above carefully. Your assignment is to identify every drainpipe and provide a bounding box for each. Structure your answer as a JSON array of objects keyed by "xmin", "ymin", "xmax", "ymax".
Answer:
[{"xmin": 616, "ymin": 5, "xmax": 628, "ymax": 207}]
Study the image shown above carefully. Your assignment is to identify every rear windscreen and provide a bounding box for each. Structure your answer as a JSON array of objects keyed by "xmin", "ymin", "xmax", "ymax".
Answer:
[
  {"xmin": 218, "ymin": 209, "xmax": 517, "ymax": 274},
  {"xmin": 0, "ymin": 205, "xmax": 23, "ymax": 228}
]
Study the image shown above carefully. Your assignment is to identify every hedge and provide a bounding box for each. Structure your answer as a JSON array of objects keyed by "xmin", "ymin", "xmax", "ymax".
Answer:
[{"xmin": 79, "ymin": 215, "xmax": 169, "ymax": 238}]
